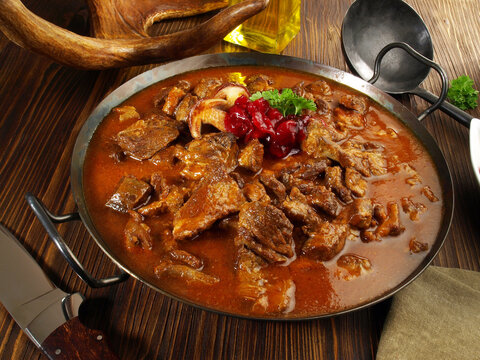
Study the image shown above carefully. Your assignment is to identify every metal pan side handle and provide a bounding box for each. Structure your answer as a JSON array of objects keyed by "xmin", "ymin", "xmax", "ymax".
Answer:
[
  {"xmin": 25, "ymin": 193, "xmax": 129, "ymax": 288},
  {"xmin": 368, "ymin": 42, "xmax": 448, "ymax": 121}
]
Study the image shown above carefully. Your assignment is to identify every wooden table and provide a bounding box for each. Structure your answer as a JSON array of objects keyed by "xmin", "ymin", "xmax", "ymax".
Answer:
[{"xmin": 1, "ymin": 1, "xmax": 479, "ymax": 359}]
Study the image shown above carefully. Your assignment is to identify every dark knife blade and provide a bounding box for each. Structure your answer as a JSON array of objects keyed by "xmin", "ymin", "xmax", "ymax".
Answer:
[{"xmin": 0, "ymin": 224, "xmax": 118, "ymax": 360}]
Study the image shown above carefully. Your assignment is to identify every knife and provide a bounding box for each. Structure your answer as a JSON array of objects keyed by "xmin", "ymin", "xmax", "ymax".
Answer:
[{"xmin": 0, "ymin": 224, "xmax": 118, "ymax": 360}]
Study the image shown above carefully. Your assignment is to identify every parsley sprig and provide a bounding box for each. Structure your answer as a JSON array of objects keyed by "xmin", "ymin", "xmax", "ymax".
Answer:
[
  {"xmin": 447, "ymin": 75, "xmax": 479, "ymax": 110},
  {"xmin": 250, "ymin": 89, "xmax": 317, "ymax": 116}
]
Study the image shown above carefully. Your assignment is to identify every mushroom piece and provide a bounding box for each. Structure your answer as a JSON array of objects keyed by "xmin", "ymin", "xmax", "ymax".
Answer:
[
  {"xmin": 188, "ymin": 98, "xmax": 229, "ymax": 138},
  {"xmin": 214, "ymin": 83, "xmax": 251, "ymax": 107}
]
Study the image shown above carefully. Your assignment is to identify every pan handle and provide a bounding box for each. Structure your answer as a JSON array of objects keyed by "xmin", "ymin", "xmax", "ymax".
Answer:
[
  {"xmin": 26, "ymin": 193, "xmax": 130, "ymax": 288},
  {"xmin": 368, "ymin": 42, "xmax": 448, "ymax": 121}
]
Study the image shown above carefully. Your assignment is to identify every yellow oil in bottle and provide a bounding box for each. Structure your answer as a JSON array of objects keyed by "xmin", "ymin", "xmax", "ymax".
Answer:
[{"xmin": 224, "ymin": 0, "xmax": 301, "ymax": 53}]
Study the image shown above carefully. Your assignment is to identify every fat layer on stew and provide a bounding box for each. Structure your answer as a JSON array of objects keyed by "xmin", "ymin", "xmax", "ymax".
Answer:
[{"xmin": 83, "ymin": 66, "xmax": 443, "ymax": 317}]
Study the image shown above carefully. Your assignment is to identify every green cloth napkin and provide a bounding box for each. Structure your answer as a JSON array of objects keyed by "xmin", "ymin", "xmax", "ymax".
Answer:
[{"xmin": 377, "ymin": 266, "xmax": 480, "ymax": 360}]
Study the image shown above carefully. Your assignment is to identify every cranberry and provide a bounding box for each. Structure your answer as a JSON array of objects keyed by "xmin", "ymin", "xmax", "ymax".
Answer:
[
  {"xmin": 269, "ymin": 142, "xmax": 292, "ymax": 158},
  {"xmin": 266, "ymin": 108, "xmax": 283, "ymax": 127},
  {"xmin": 225, "ymin": 95, "xmax": 307, "ymax": 158},
  {"xmin": 245, "ymin": 127, "xmax": 265, "ymax": 143},
  {"xmin": 274, "ymin": 120, "xmax": 297, "ymax": 146},
  {"xmin": 225, "ymin": 106, "xmax": 251, "ymax": 137},
  {"xmin": 234, "ymin": 95, "xmax": 249, "ymax": 109},
  {"xmin": 252, "ymin": 98, "xmax": 270, "ymax": 114},
  {"xmin": 296, "ymin": 115, "xmax": 311, "ymax": 143},
  {"xmin": 251, "ymin": 111, "xmax": 275, "ymax": 137}
]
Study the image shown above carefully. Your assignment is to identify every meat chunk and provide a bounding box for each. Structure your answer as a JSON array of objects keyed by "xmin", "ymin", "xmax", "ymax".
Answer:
[
  {"xmin": 178, "ymin": 132, "xmax": 239, "ymax": 180},
  {"xmin": 334, "ymin": 107, "xmax": 365, "ymax": 130},
  {"xmin": 238, "ymin": 139, "xmax": 264, "ymax": 172},
  {"xmin": 113, "ymin": 105, "xmax": 140, "ymax": 122},
  {"xmin": 259, "ymin": 171, "xmax": 287, "ymax": 204},
  {"xmin": 193, "ymin": 78, "xmax": 222, "ymax": 98},
  {"xmin": 282, "ymin": 187, "xmax": 322, "ymax": 228},
  {"xmin": 349, "ymin": 198, "xmax": 373, "ymax": 229},
  {"xmin": 163, "ymin": 186, "xmax": 191, "ymax": 213},
  {"xmin": 345, "ymin": 167, "xmax": 367, "ymax": 197},
  {"xmin": 106, "ymin": 176, "xmax": 152, "ymax": 213},
  {"xmin": 168, "ymin": 249, "xmax": 203, "ymax": 269},
  {"xmin": 409, "ymin": 238, "xmax": 429, "ymax": 253},
  {"xmin": 397, "ymin": 163, "xmax": 422, "ymax": 186},
  {"xmin": 235, "ymin": 247, "xmax": 268, "ymax": 308},
  {"xmin": 339, "ymin": 94, "xmax": 367, "ymax": 114},
  {"xmin": 154, "ymin": 260, "xmax": 219, "ymax": 285},
  {"xmin": 361, "ymin": 202, "xmax": 405, "ymax": 242},
  {"xmin": 301, "ymin": 117, "xmax": 347, "ymax": 162},
  {"xmin": 302, "ymin": 222, "xmax": 347, "ymax": 261},
  {"xmin": 174, "ymin": 93, "xmax": 198, "ymax": 122},
  {"xmin": 229, "ymin": 171, "xmax": 245, "ymax": 188},
  {"xmin": 302, "ymin": 185, "xmax": 340, "ymax": 217},
  {"xmin": 337, "ymin": 254, "xmax": 372, "ymax": 278},
  {"xmin": 155, "ymin": 81, "xmax": 191, "ymax": 105},
  {"xmin": 422, "ymin": 185, "xmax": 439, "ymax": 202},
  {"xmin": 243, "ymin": 180, "xmax": 270, "ymax": 203},
  {"xmin": 373, "ymin": 203, "xmax": 387, "ymax": 223},
  {"xmin": 236, "ymin": 247, "xmax": 295, "ymax": 314},
  {"xmin": 235, "ymin": 247, "xmax": 295, "ymax": 314},
  {"xmin": 153, "ymin": 81, "xmax": 191, "ymax": 109},
  {"xmin": 237, "ymin": 201, "xmax": 294, "ymax": 263},
  {"xmin": 124, "ymin": 214, "xmax": 152, "ymax": 251},
  {"xmin": 236, "ymin": 228, "xmax": 289, "ymax": 264},
  {"xmin": 245, "ymin": 74, "xmax": 274, "ymax": 94},
  {"xmin": 217, "ymin": 215, "xmax": 239, "ymax": 232},
  {"xmin": 293, "ymin": 82, "xmax": 331, "ymax": 114},
  {"xmin": 377, "ymin": 202, "xmax": 405, "ymax": 236},
  {"xmin": 279, "ymin": 158, "xmax": 330, "ymax": 186},
  {"xmin": 149, "ymin": 145, "xmax": 181, "ymax": 168},
  {"xmin": 138, "ymin": 185, "xmax": 190, "ymax": 216},
  {"xmin": 295, "ymin": 80, "xmax": 332, "ymax": 100},
  {"xmin": 137, "ymin": 200, "xmax": 167, "ymax": 216},
  {"xmin": 296, "ymin": 158, "xmax": 330, "ymax": 180},
  {"xmin": 173, "ymin": 169, "xmax": 245, "ymax": 240},
  {"xmin": 401, "ymin": 197, "xmax": 427, "ymax": 221},
  {"xmin": 305, "ymin": 80, "xmax": 332, "ymax": 98},
  {"xmin": 150, "ymin": 172, "xmax": 169, "ymax": 195},
  {"xmin": 282, "ymin": 188, "xmax": 346, "ymax": 262},
  {"xmin": 115, "ymin": 115, "xmax": 180, "ymax": 160},
  {"xmin": 162, "ymin": 86, "xmax": 186, "ymax": 116},
  {"xmin": 338, "ymin": 141, "xmax": 387, "ymax": 177},
  {"xmin": 325, "ymin": 166, "xmax": 353, "ymax": 203}
]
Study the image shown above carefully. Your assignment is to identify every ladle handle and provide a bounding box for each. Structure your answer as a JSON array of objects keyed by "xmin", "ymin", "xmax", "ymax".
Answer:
[
  {"xmin": 412, "ymin": 87, "xmax": 472, "ymax": 128},
  {"xmin": 368, "ymin": 42, "xmax": 448, "ymax": 121}
]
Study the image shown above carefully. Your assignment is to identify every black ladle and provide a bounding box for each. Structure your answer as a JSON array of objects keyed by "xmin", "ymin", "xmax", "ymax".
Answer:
[{"xmin": 341, "ymin": 0, "xmax": 472, "ymax": 127}]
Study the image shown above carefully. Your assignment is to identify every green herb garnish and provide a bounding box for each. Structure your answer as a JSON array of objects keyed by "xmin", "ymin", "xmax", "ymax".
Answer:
[
  {"xmin": 250, "ymin": 89, "xmax": 317, "ymax": 116},
  {"xmin": 447, "ymin": 75, "xmax": 479, "ymax": 110}
]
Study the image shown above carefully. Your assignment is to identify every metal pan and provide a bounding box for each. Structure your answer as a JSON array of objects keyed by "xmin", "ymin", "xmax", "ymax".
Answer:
[{"xmin": 26, "ymin": 53, "xmax": 454, "ymax": 320}]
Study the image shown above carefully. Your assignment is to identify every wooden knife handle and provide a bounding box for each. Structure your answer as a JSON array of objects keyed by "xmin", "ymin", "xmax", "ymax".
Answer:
[{"xmin": 41, "ymin": 317, "xmax": 118, "ymax": 360}]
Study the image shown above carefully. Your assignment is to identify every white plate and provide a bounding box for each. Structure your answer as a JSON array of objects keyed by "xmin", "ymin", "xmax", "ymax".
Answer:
[{"xmin": 469, "ymin": 118, "xmax": 480, "ymax": 187}]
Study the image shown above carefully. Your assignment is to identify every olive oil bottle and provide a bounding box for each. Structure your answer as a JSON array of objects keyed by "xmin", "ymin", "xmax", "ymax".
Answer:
[{"xmin": 224, "ymin": 0, "xmax": 301, "ymax": 53}]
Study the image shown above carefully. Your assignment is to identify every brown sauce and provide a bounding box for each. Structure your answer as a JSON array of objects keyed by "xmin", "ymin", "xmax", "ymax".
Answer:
[{"xmin": 83, "ymin": 66, "xmax": 443, "ymax": 317}]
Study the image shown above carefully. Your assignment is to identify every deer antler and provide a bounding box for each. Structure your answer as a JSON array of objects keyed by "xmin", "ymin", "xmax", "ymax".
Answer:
[{"xmin": 0, "ymin": 0, "xmax": 268, "ymax": 70}]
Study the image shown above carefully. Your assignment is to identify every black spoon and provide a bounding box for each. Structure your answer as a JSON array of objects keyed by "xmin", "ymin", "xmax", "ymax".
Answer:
[{"xmin": 341, "ymin": 0, "xmax": 474, "ymax": 128}]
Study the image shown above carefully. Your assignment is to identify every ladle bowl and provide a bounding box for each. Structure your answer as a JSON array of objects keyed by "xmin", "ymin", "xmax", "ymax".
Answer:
[
  {"xmin": 341, "ymin": 0, "xmax": 475, "ymax": 128},
  {"xmin": 342, "ymin": 0, "xmax": 480, "ymax": 187},
  {"xmin": 342, "ymin": 0, "xmax": 433, "ymax": 94}
]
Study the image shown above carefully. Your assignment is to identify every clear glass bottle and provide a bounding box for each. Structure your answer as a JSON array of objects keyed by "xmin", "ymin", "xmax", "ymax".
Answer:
[{"xmin": 224, "ymin": 0, "xmax": 301, "ymax": 54}]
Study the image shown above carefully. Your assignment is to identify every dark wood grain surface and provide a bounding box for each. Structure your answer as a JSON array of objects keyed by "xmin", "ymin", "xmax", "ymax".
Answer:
[{"xmin": 1, "ymin": 1, "xmax": 479, "ymax": 359}]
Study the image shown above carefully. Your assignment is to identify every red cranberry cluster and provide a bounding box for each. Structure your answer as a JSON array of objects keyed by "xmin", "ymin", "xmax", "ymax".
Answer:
[{"xmin": 225, "ymin": 96, "xmax": 310, "ymax": 158}]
